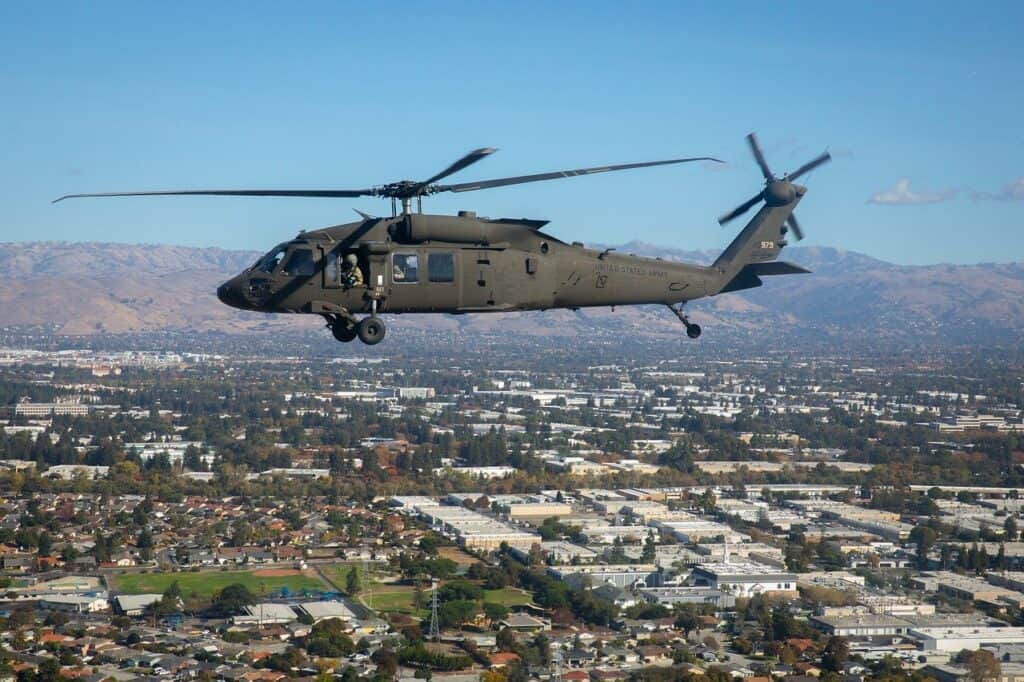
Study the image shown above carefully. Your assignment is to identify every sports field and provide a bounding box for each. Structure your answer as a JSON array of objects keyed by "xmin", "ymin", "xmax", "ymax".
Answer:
[
  {"xmin": 482, "ymin": 587, "xmax": 533, "ymax": 607},
  {"xmin": 109, "ymin": 569, "xmax": 327, "ymax": 600}
]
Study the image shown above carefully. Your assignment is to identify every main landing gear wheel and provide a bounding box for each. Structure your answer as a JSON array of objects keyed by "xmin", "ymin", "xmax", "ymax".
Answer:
[
  {"xmin": 331, "ymin": 323, "xmax": 357, "ymax": 343},
  {"xmin": 357, "ymin": 317, "xmax": 386, "ymax": 345},
  {"xmin": 666, "ymin": 303, "xmax": 702, "ymax": 340}
]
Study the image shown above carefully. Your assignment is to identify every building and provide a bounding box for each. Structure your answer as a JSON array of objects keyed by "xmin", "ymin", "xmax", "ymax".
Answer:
[
  {"xmin": 38, "ymin": 594, "xmax": 110, "ymax": 613},
  {"xmin": 15, "ymin": 401, "xmax": 89, "ymax": 417},
  {"xmin": 911, "ymin": 626, "xmax": 1024, "ymax": 653},
  {"xmin": 44, "ymin": 465, "xmax": 109, "ymax": 480},
  {"xmin": 639, "ymin": 586, "xmax": 735, "ymax": 608},
  {"xmin": 417, "ymin": 504, "xmax": 540, "ymax": 551},
  {"xmin": 113, "ymin": 594, "xmax": 163, "ymax": 616},
  {"xmin": 234, "ymin": 603, "xmax": 299, "ymax": 625},
  {"xmin": 547, "ymin": 564, "xmax": 663, "ymax": 589},
  {"xmin": 295, "ymin": 600, "xmax": 357, "ymax": 624},
  {"xmin": 498, "ymin": 613, "xmax": 551, "ymax": 632},
  {"xmin": 810, "ymin": 613, "xmax": 914, "ymax": 637},
  {"xmin": 689, "ymin": 561, "xmax": 798, "ymax": 598},
  {"xmin": 503, "ymin": 502, "xmax": 573, "ymax": 519}
]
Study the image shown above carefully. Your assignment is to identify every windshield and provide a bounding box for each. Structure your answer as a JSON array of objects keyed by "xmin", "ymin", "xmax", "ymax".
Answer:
[{"xmin": 255, "ymin": 244, "xmax": 287, "ymax": 273}]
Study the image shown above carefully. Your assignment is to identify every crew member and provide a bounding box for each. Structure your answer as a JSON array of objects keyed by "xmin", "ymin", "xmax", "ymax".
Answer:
[{"xmin": 341, "ymin": 253, "xmax": 364, "ymax": 288}]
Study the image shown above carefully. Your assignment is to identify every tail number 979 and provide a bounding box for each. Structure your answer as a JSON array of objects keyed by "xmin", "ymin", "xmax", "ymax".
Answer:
[{"xmin": 760, "ymin": 240, "xmax": 775, "ymax": 249}]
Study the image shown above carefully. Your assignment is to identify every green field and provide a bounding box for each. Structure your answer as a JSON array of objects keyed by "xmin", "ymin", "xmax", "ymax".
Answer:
[
  {"xmin": 483, "ymin": 587, "xmax": 533, "ymax": 607},
  {"xmin": 110, "ymin": 570, "xmax": 326, "ymax": 600},
  {"xmin": 355, "ymin": 583, "xmax": 532, "ymax": 617},
  {"xmin": 361, "ymin": 584, "xmax": 422, "ymax": 615},
  {"xmin": 322, "ymin": 562, "xmax": 378, "ymax": 590}
]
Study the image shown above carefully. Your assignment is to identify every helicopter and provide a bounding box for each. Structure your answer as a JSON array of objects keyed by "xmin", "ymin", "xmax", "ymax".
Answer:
[{"xmin": 54, "ymin": 133, "xmax": 830, "ymax": 345}]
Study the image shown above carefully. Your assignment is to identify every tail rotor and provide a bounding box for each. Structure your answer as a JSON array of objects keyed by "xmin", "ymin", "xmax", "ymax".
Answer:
[{"xmin": 717, "ymin": 133, "xmax": 831, "ymax": 241}]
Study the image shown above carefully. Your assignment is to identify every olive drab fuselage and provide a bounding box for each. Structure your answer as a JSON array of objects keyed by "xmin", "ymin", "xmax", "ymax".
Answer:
[
  {"xmin": 58, "ymin": 134, "xmax": 829, "ymax": 344},
  {"xmin": 216, "ymin": 212, "xmax": 718, "ymax": 318}
]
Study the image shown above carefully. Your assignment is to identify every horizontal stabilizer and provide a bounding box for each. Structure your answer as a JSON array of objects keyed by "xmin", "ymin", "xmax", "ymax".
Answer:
[
  {"xmin": 719, "ymin": 261, "xmax": 811, "ymax": 294},
  {"xmin": 746, "ymin": 261, "xmax": 811, "ymax": 276}
]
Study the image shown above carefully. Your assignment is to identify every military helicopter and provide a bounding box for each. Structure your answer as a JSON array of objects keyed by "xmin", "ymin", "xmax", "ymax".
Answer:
[{"xmin": 54, "ymin": 133, "xmax": 830, "ymax": 345}]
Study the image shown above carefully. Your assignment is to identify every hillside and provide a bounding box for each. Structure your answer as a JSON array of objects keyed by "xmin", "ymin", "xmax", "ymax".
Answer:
[{"xmin": 1, "ymin": 241, "xmax": 1021, "ymax": 342}]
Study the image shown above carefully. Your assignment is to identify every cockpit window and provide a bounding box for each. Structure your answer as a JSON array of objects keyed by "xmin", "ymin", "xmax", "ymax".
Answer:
[
  {"xmin": 256, "ymin": 244, "xmax": 287, "ymax": 273},
  {"xmin": 281, "ymin": 249, "xmax": 316, "ymax": 277}
]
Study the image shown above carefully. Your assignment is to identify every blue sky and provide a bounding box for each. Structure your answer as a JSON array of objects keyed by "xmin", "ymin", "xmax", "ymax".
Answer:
[{"xmin": 2, "ymin": 2, "xmax": 1022, "ymax": 264}]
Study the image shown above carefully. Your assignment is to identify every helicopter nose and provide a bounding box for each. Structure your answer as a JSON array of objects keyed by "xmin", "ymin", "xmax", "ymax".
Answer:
[{"xmin": 216, "ymin": 280, "xmax": 245, "ymax": 309}]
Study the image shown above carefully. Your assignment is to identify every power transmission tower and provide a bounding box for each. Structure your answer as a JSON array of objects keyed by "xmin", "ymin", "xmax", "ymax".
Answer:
[
  {"xmin": 428, "ymin": 580, "xmax": 440, "ymax": 641},
  {"xmin": 363, "ymin": 558, "xmax": 372, "ymax": 611}
]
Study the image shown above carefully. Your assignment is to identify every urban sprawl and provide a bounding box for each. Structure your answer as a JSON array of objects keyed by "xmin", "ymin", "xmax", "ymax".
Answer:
[{"xmin": 0, "ymin": 343, "xmax": 1022, "ymax": 682}]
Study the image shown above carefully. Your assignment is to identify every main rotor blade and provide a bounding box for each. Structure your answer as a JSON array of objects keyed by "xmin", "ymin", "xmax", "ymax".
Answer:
[
  {"xmin": 788, "ymin": 151, "xmax": 832, "ymax": 182},
  {"xmin": 52, "ymin": 188, "xmax": 374, "ymax": 203},
  {"xmin": 436, "ymin": 156, "xmax": 722, "ymax": 194},
  {"xmin": 418, "ymin": 147, "xmax": 497, "ymax": 189},
  {"xmin": 786, "ymin": 214, "xmax": 805, "ymax": 241},
  {"xmin": 717, "ymin": 191, "xmax": 764, "ymax": 225},
  {"xmin": 747, "ymin": 133, "xmax": 774, "ymax": 181}
]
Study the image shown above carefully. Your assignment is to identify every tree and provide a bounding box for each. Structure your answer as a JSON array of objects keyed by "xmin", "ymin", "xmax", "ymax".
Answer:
[
  {"xmin": 438, "ymin": 599, "xmax": 477, "ymax": 628},
  {"xmin": 641, "ymin": 530, "xmax": 656, "ymax": 563},
  {"xmin": 212, "ymin": 583, "xmax": 255, "ymax": 615},
  {"xmin": 136, "ymin": 528, "xmax": 153, "ymax": 561},
  {"xmin": 821, "ymin": 636, "xmax": 849, "ymax": 673},
  {"xmin": 371, "ymin": 648, "xmax": 398, "ymax": 677},
  {"xmin": 36, "ymin": 532, "xmax": 52, "ymax": 557},
  {"xmin": 231, "ymin": 521, "xmax": 253, "ymax": 547},
  {"xmin": 909, "ymin": 525, "xmax": 937, "ymax": 570},
  {"xmin": 675, "ymin": 605, "xmax": 702, "ymax": 637},
  {"xmin": 306, "ymin": 618, "xmax": 355, "ymax": 657},
  {"xmin": 483, "ymin": 602, "xmax": 509, "ymax": 622},
  {"xmin": 959, "ymin": 649, "xmax": 1001, "ymax": 682},
  {"xmin": 345, "ymin": 566, "xmax": 362, "ymax": 596},
  {"xmin": 1005, "ymin": 516, "xmax": 1018, "ymax": 541},
  {"xmin": 496, "ymin": 627, "xmax": 516, "ymax": 651}
]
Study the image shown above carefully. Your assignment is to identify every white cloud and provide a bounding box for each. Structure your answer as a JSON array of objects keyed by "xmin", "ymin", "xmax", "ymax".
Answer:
[
  {"xmin": 971, "ymin": 178, "xmax": 1024, "ymax": 201},
  {"xmin": 867, "ymin": 178, "xmax": 957, "ymax": 205}
]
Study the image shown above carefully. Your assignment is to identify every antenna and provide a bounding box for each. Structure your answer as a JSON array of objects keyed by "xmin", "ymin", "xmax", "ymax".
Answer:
[{"xmin": 428, "ymin": 579, "xmax": 440, "ymax": 642}]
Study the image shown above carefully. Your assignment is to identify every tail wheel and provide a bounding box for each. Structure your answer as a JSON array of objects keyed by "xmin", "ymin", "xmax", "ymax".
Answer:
[
  {"xmin": 686, "ymin": 323, "xmax": 702, "ymax": 339},
  {"xmin": 357, "ymin": 317, "xmax": 386, "ymax": 345}
]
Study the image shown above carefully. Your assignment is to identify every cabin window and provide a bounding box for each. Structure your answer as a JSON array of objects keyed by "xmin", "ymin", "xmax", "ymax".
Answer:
[
  {"xmin": 428, "ymin": 253, "xmax": 455, "ymax": 283},
  {"xmin": 281, "ymin": 249, "xmax": 316, "ymax": 277},
  {"xmin": 392, "ymin": 253, "xmax": 419, "ymax": 283},
  {"xmin": 256, "ymin": 244, "xmax": 287, "ymax": 273},
  {"xmin": 324, "ymin": 250, "xmax": 340, "ymax": 285}
]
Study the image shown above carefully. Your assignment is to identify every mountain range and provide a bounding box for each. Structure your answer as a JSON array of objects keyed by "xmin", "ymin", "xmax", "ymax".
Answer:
[{"xmin": 1, "ymin": 241, "xmax": 1021, "ymax": 344}]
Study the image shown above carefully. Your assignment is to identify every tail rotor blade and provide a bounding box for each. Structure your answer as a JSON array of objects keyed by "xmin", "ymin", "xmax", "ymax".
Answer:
[
  {"xmin": 718, "ymin": 192, "xmax": 764, "ymax": 225},
  {"xmin": 788, "ymin": 151, "xmax": 832, "ymax": 182},
  {"xmin": 747, "ymin": 133, "xmax": 774, "ymax": 181},
  {"xmin": 786, "ymin": 214, "xmax": 805, "ymax": 241}
]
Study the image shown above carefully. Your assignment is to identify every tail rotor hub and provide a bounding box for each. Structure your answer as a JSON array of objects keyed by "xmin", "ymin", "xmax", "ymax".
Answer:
[{"xmin": 764, "ymin": 179, "xmax": 795, "ymax": 206}]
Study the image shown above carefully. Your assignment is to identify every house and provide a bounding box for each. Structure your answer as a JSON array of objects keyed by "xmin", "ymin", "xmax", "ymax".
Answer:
[
  {"xmin": 561, "ymin": 672, "xmax": 589, "ymax": 682},
  {"xmin": 498, "ymin": 613, "xmax": 551, "ymax": 632},
  {"xmin": 635, "ymin": 645, "xmax": 672, "ymax": 664},
  {"xmin": 563, "ymin": 648, "xmax": 597, "ymax": 667},
  {"xmin": 488, "ymin": 652, "xmax": 520, "ymax": 669}
]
